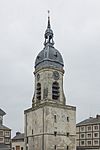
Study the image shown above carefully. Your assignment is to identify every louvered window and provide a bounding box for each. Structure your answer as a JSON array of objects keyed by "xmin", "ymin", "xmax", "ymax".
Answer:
[
  {"xmin": 52, "ymin": 82, "xmax": 59, "ymax": 100},
  {"xmin": 36, "ymin": 83, "xmax": 41, "ymax": 100}
]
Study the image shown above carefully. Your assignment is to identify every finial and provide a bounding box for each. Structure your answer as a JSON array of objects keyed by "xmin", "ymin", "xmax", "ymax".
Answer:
[
  {"xmin": 44, "ymin": 11, "xmax": 54, "ymax": 46},
  {"xmin": 48, "ymin": 10, "xmax": 50, "ymax": 17},
  {"xmin": 47, "ymin": 10, "xmax": 51, "ymax": 28}
]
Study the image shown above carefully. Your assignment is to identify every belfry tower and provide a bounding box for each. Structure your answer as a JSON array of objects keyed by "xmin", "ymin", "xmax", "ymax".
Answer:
[
  {"xmin": 24, "ymin": 13, "xmax": 76, "ymax": 150},
  {"xmin": 32, "ymin": 13, "xmax": 65, "ymax": 106}
]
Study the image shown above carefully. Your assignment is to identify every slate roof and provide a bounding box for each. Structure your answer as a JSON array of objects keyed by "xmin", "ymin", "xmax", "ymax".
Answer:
[
  {"xmin": 0, "ymin": 124, "xmax": 11, "ymax": 130},
  {"xmin": 77, "ymin": 115, "xmax": 100, "ymax": 126},
  {"xmin": 35, "ymin": 15, "xmax": 64, "ymax": 71},
  {"xmin": 12, "ymin": 133, "xmax": 24, "ymax": 141},
  {"xmin": 0, "ymin": 109, "xmax": 6, "ymax": 116}
]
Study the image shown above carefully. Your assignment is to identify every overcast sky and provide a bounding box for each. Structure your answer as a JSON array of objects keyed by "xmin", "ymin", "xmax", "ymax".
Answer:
[{"xmin": 0, "ymin": 0, "xmax": 100, "ymax": 137}]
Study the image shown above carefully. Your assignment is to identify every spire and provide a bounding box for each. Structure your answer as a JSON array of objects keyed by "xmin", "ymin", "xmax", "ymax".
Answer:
[
  {"xmin": 44, "ymin": 11, "xmax": 54, "ymax": 47},
  {"xmin": 47, "ymin": 10, "xmax": 51, "ymax": 28}
]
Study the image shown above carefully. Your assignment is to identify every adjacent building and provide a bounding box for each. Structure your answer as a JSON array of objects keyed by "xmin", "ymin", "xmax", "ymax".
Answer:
[
  {"xmin": 76, "ymin": 114, "xmax": 100, "ymax": 150},
  {"xmin": 0, "ymin": 108, "xmax": 11, "ymax": 150},
  {"xmin": 24, "ymin": 15, "xmax": 76, "ymax": 150},
  {"xmin": 12, "ymin": 132, "xmax": 24, "ymax": 150}
]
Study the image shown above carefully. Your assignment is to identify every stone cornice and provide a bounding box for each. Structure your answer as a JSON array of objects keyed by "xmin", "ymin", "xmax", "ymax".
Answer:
[{"xmin": 24, "ymin": 102, "xmax": 76, "ymax": 114}]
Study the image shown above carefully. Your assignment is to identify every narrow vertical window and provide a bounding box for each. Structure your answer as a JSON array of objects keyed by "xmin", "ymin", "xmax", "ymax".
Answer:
[
  {"xmin": 67, "ymin": 132, "xmax": 69, "ymax": 137},
  {"xmin": 67, "ymin": 117, "xmax": 69, "ymax": 122},
  {"xmin": 26, "ymin": 146, "xmax": 28, "ymax": 150},
  {"xmin": 52, "ymin": 82, "xmax": 59, "ymax": 100},
  {"xmin": 54, "ymin": 131, "xmax": 57, "ymax": 136},
  {"xmin": 32, "ymin": 129, "xmax": 33, "ymax": 134},
  {"xmin": 54, "ymin": 115, "xmax": 57, "ymax": 123},
  {"xmin": 36, "ymin": 83, "xmax": 41, "ymax": 100},
  {"xmin": 54, "ymin": 145, "xmax": 56, "ymax": 150},
  {"xmin": 67, "ymin": 146, "xmax": 69, "ymax": 150},
  {"xmin": 26, "ymin": 137, "xmax": 28, "ymax": 144}
]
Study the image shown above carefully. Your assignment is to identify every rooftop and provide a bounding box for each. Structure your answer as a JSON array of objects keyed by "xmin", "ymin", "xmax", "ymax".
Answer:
[
  {"xmin": 0, "ymin": 109, "xmax": 6, "ymax": 116},
  {"xmin": 77, "ymin": 114, "xmax": 100, "ymax": 126},
  {"xmin": 35, "ymin": 13, "xmax": 64, "ymax": 71},
  {"xmin": 0, "ymin": 124, "xmax": 11, "ymax": 130},
  {"xmin": 12, "ymin": 132, "xmax": 24, "ymax": 141}
]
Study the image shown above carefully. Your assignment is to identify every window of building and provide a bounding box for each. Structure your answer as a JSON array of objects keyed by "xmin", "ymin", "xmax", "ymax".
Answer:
[
  {"xmin": 5, "ymin": 131, "xmax": 10, "ymax": 137},
  {"xmin": 26, "ymin": 137, "xmax": 28, "ymax": 143},
  {"xmin": 0, "ymin": 131, "xmax": 3, "ymax": 136},
  {"xmin": 94, "ymin": 140, "xmax": 98, "ymax": 145},
  {"xmin": 36, "ymin": 83, "xmax": 41, "ymax": 100},
  {"xmin": 80, "ymin": 126, "xmax": 84, "ymax": 131},
  {"xmin": 54, "ymin": 131, "xmax": 57, "ymax": 136},
  {"xmin": 52, "ymin": 82, "xmax": 59, "ymax": 100},
  {"xmin": 67, "ymin": 117, "xmax": 69, "ymax": 122},
  {"xmin": 87, "ymin": 140, "xmax": 91, "ymax": 145},
  {"xmin": 5, "ymin": 138, "xmax": 10, "ymax": 143},
  {"xmin": 21, "ymin": 147, "xmax": 23, "ymax": 150},
  {"xmin": 54, "ymin": 115, "xmax": 57, "ymax": 123},
  {"xmin": 67, "ymin": 146, "xmax": 69, "ymax": 150},
  {"xmin": 54, "ymin": 145, "xmax": 56, "ymax": 149},
  {"xmin": 32, "ymin": 129, "xmax": 33, "ymax": 134},
  {"xmin": 81, "ymin": 134, "xmax": 84, "ymax": 138},
  {"xmin": 26, "ymin": 146, "xmax": 28, "ymax": 150},
  {"xmin": 0, "ymin": 138, "xmax": 3, "ymax": 142},
  {"xmin": 87, "ymin": 126, "xmax": 91, "ymax": 131},
  {"xmin": 12, "ymin": 147, "xmax": 15, "ymax": 150},
  {"xmin": 87, "ymin": 133, "xmax": 91, "ymax": 138},
  {"xmin": 81, "ymin": 141, "xmax": 84, "ymax": 145},
  {"xmin": 67, "ymin": 132, "xmax": 69, "ymax": 137},
  {"xmin": 94, "ymin": 125, "xmax": 98, "ymax": 130},
  {"xmin": 94, "ymin": 133, "xmax": 98, "ymax": 137},
  {"xmin": 16, "ymin": 146, "xmax": 20, "ymax": 150}
]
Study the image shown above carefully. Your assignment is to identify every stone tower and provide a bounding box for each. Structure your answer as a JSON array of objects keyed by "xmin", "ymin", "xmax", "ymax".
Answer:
[{"xmin": 24, "ymin": 14, "xmax": 76, "ymax": 150}]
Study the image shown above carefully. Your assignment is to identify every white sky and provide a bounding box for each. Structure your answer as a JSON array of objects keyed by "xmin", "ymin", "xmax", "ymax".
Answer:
[{"xmin": 0, "ymin": 0, "xmax": 100, "ymax": 137}]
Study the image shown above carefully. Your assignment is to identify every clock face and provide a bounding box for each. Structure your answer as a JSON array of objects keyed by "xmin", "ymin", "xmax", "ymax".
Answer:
[
  {"xmin": 37, "ymin": 73, "xmax": 40, "ymax": 81},
  {"xmin": 53, "ymin": 71, "xmax": 59, "ymax": 80}
]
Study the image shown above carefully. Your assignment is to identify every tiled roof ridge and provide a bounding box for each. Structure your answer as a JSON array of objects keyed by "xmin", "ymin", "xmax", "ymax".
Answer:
[{"xmin": 77, "ymin": 115, "xmax": 100, "ymax": 126}]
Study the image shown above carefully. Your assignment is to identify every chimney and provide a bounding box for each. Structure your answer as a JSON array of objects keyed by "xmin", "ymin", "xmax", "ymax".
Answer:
[{"xmin": 96, "ymin": 114, "xmax": 100, "ymax": 119}]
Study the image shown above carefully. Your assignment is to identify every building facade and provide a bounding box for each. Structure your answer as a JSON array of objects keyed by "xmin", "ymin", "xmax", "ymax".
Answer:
[
  {"xmin": 12, "ymin": 132, "xmax": 25, "ymax": 150},
  {"xmin": 76, "ymin": 115, "xmax": 100, "ymax": 150},
  {"xmin": 24, "ymin": 15, "xmax": 76, "ymax": 150},
  {"xmin": 0, "ymin": 108, "xmax": 11, "ymax": 150}
]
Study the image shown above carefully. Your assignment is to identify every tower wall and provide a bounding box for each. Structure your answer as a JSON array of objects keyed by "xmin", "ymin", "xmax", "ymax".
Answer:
[
  {"xmin": 33, "ymin": 68, "xmax": 64, "ymax": 105},
  {"xmin": 24, "ymin": 103, "xmax": 76, "ymax": 150}
]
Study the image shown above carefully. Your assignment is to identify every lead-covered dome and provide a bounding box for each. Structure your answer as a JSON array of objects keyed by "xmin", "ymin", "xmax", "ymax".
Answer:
[
  {"xmin": 35, "ymin": 14, "xmax": 64, "ymax": 71},
  {"xmin": 35, "ymin": 45, "xmax": 64, "ymax": 70}
]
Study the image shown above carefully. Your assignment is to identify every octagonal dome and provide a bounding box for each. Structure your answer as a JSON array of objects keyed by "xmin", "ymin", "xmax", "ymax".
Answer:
[{"xmin": 35, "ymin": 45, "xmax": 64, "ymax": 70}]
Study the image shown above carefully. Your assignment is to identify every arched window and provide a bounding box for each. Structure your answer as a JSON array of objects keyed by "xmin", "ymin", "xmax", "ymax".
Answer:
[
  {"xmin": 36, "ymin": 83, "xmax": 41, "ymax": 100},
  {"xmin": 52, "ymin": 82, "xmax": 59, "ymax": 100}
]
